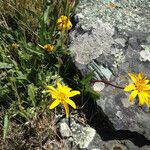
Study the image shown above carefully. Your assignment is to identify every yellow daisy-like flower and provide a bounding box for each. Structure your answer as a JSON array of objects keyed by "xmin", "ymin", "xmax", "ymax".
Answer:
[
  {"xmin": 57, "ymin": 15, "xmax": 72, "ymax": 31},
  {"xmin": 38, "ymin": 44, "xmax": 55, "ymax": 53},
  {"xmin": 12, "ymin": 42, "xmax": 18, "ymax": 49},
  {"xmin": 124, "ymin": 72, "xmax": 150, "ymax": 108},
  {"xmin": 47, "ymin": 82, "xmax": 80, "ymax": 118}
]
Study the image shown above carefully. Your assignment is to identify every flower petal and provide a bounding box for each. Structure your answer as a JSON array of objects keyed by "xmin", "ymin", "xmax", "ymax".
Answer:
[
  {"xmin": 57, "ymin": 82, "xmax": 63, "ymax": 91},
  {"xmin": 49, "ymin": 100, "xmax": 60, "ymax": 109},
  {"xmin": 143, "ymin": 85, "xmax": 150, "ymax": 91},
  {"xmin": 68, "ymin": 90, "xmax": 80, "ymax": 97},
  {"xmin": 47, "ymin": 86, "xmax": 58, "ymax": 98},
  {"xmin": 138, "ymin": 72, "xmax": 143, "ymax": 80},
  {"xmin": 57, "ymin": 16, "xmax": 63, "ymax": 24},
  {"xmin": 143, "ymin": 79, "xmax": 150, "ymax": 84},
  {"xmin": 128, "ymin": 73, "xmax": 138, "ymax": 83},
  {"xmin": 50, "ymin": 92, "xmax": 58, "ymax": 99},
  {"xmin": 129, "ymin": 90, "xmax": 138, "ymax": 102},
  {"xmin": 61, "ymin": 86, "xmax": 71, "ymax": 94},
  {"xmin": 45, "ymin": 90, "xmax": 57, "ymax": 97},
  {"xmin": 66, "ymin": 99, "xmax": 77, "ymax": 109},
  {"xmin": 138, "ymin": 91, "xmax": 150, "ymax": 106},
  {"xmin": 144, "ymin": 99, "xmax": 150, "ymax": 108},
  {"xmin": 63, "ymin": 102, "xmax": 69, "ymax": 118},
  {"xmin": 147, "ymin": 99, "xmax": 150, "ymax": 108},
  {"xmin": 38, "ymin": 44, "xmax": 45, "ymax": 49},
  {"xmin": 124, "ymin": 84, "xmax": 136, "ymax": 91},
  {"xmin": 47, "ymin": 86, "xmax": 57, "ymax": 92},
  {"xmin": 67, "ymin": 21, "xmax": 72, "ymax": 30},
  {"xmin": 138, "ymin": 92, "xmax": 146, "ymax": 106}
]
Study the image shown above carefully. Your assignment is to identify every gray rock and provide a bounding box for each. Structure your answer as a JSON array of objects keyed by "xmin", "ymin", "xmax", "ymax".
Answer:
[
  {"xmin": 140, "ymin": 45, "xmax": 150, "ymax": 62},
  {"xmin": 58, "ymin": 115, "xmax": 150, "ymax": 150},
  {"xmin": 60, "ymin": 122, "xmax": 72, "ymax": 138},
  {"xmin": 97, "ymin": 85, "xmax": 150, "ymax": 139},
  {"xmin": 59, "ymin": 118, "xmax": 101, "ymax": 150},
  {"xmin": 69, "ymin": 0, "xmax": 150, "ymax": 149},
  {"xmin": 70, "ymin": 21, "xmax": 115, "ymax": 65},
  {"xmin": 74, "ymin": 0, "xmax": 150, "ymax": 32}
]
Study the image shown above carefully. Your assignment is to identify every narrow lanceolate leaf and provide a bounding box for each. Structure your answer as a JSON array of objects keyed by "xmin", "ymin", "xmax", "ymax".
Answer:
[
  {"xmin": 81, "ymin": 72, "xmax": 93, "ymax": 85},
  {"xmin": 0, "ymin": 62, "xmax": 13, "ymax": 69},
  {"xmin": 3, "ymin": 113, "xmax": 9, "ymax": 141},
  {"xmin": 28, "ymin": 84, "xmax": 36, "ymax": 107}
]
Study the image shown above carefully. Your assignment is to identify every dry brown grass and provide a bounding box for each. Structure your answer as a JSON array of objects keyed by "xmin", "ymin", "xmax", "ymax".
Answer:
[
  {"xmin": 0, "ymin": 111, "xmax": 64, "ymax": 150},
  {"xmin": 0, "ymin": 0, "xmax": 44, "ymax": 31}
]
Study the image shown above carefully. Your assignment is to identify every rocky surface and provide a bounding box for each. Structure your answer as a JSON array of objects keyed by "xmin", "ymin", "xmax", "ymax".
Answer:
[
  {"xmin": 68, "ymin": 0, "xmax": 150, "ymax": 149},
  {"xmin": 74, "ymin": 0, "xmax": 150, "ymax": 32},
  {"xmin": 58, "ymin": 114, "xmax": 150, "ymax": 150}
]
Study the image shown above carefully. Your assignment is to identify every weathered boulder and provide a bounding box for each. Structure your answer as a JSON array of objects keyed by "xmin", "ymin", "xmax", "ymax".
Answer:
[
  {"xmin": 58, "ymin": 115, "xmax": 149, "ymax": 150},
  {"xmin": 58, "ymin": 116, "xmax": 100, "ymax": 149},
  {"xmin": 69, "ymin": 0, "xmax": 150, "ymax": 149}
]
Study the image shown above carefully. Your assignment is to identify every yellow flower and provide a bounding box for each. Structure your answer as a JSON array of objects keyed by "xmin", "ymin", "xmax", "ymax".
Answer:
[
  {"xmin": 12, "ymin": 42, "xmax": 18, "ymax": 49},
  {"xmin": 124, "ymin": 72, "xmax": 150, "ymax": 108},
  {"xmin": 57, "ymin": 15, "xmax": 72, "ymax": 31},
  {"xmin": 38, "ymin": 44, "xmax": 55, "ymax": 52},
  {"xmin": 47, "ymin": 82, "xmax": 80, "ymax": 118}
]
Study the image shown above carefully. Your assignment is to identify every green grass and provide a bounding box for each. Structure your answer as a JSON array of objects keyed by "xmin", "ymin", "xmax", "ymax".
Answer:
[
  {"xmin": 0, "ymin": 0, "xmax": 80, "ymax": 149},
  {"xmin": 0, "ymin": 0, "xmax": 100, "ymax": 149}
]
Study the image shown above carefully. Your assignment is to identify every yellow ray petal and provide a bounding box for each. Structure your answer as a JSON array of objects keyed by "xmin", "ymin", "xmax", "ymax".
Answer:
[
  {"xmin": 143, "ymin": 85, "xmax": 150, "ymax": 91},
  {"xmin": 47, "ymin": 86, "xmax": 57, "ymax": 92},
  {"xmin": 143, "ymin": 79, "xmax": 149, "ymax": 84},
  {"xmin": 67, "ymin": 21, "xmax": 72, "ymax": 30},
  {"xmin": 61, "ymin": 86, "xmax": 72, "ymax": 94},
  {"xmin": 50, "ymin": 92, "xmax": 58, "ymax": 99},
  {"xmin": 129, "ymin": 90, "xmax": 138, "ymax": 102},
  {"xmin": 138, "ymin": 92, "xmax": 146, "ymax": 106},
  {"xmin": 124, "ymin": 84, "xmax": 136, "ymax": 91},
  {"xmin": 141, "ymin": 91, "xmax": 150, "ymax": 98},
  {"xmin": 49, "ymin": 100, "xmax": 60, "ymax": 109},
  {"xmin": 38, "ymin": 44, "xmax": 45, "ymax": 49},
  {"xmin": 63, "ymin": 102, "xmax": 69, "ymax": 118},
  {"xmin": 147, "ymin": 99, "xmax": 150, "ymax": 108},
  {"xmin": 57, "ymin": 18, "xmax": 62, "ymax": 24},
  {"xmin": 138, "ymin": 72, "xmax": 143, "ymax": 80},
  {"xmin": 68, "ymin": 90, "xmax": 80, "ymax": 97},
  {"xmin": 144, "ymin": 99, "xmax": 150, "ymax": 108},
  {"xmin": 57, "ymin": 82, "xmax": 63, "ymax": 91},
  {"xmin": 128, "ymin": 73, "xmax": 138, "ymax": 83},
  {"xmin": 66, "ymin": 99, "xmax": 77, "ymax": 109},
  {"xmin": 46, "ymin": 90, "xmax": 57, "ymax": 98},
  {"xmin": 138, "ymin": 91, "xmax": 150, "ymax": 106}
]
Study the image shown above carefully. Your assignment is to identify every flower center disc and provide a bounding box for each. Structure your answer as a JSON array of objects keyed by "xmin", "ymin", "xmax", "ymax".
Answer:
[
  {"xmin": 136, "ymin": 81, "xmax": 145, "ymax": 92},
  {"xmin": 59, "ymin": 92, "xmax": 66, "ymax": 101}
]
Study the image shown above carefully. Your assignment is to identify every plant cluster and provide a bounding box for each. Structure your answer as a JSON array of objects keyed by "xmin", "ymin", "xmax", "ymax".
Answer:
[
  {"xmin": 0, "ymin": 0, "xmax": 150, "ymax": 149},
  {"xmin": 0, "ymin": 0, "xmax": 82, "ymax": 148}
]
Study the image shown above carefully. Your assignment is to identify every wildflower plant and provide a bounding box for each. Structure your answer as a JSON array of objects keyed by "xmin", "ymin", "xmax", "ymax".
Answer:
[
  {"xmin": 38, "ymin": 44, "xmax": 55, "ymax": 53},
  {"xmin": 0, "ymin": 0, "xmax": 80, "ymax": 147},
  {"xmin": 47, "ymin": 82, "xmax": 80, "ymax": 118},
  {"xmin": 57, "ymin": 15, "xmax": 72, "ymax": 31},
  {"xmin": 2, "ymin": 0, "xmax": 149, "ymax": 149},
  {"xmin": 12, "ymin": 42, "xmax": 18, "ymax": 49},
  {"xmin": 124, "ymin": 72, "xmax": 150, "ymax": 108}
]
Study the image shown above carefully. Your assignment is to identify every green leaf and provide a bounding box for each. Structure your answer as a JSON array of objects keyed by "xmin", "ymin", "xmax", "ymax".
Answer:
[
  {"xmin": 0, "ymin": 62, "xmax": 13, "ymax": 69},
  {"xmin": 86, "ymin": 86, "xmax": 100, "ymax": 99},
  {"xmin": 3, "ymin": 113, "xmax": 9, "ymax": 141},
  {"xmin": 81, "ymin": 72, "xmax": 94, "ymax": 85},
  {"xmin": 28, "ymin": 84, "xmax": 37, "ymax": 107},
  {"xmin": 0, "ymin": 85, "xmax": 10, "ymax": 97},
  {"xmin": 44, "ymin": 6, "xmax": 50, "ymax": 23},
  {"xmin": 26, "ymin": 47, "xmax": 44, "ymax": 56}
]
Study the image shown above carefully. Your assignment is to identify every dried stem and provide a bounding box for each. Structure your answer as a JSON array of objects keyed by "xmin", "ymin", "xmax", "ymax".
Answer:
[{"xmin": 92, "ymin": 80, "xmax": 124, "ymax": 89}]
